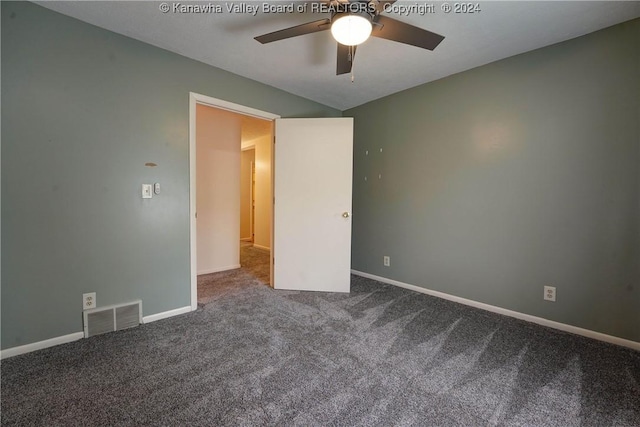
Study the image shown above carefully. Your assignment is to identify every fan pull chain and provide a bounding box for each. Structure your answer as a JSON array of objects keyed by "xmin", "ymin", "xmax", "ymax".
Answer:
[{"xmin": 350, "ymin": 45, "xmax": 355, "ymax": 83}]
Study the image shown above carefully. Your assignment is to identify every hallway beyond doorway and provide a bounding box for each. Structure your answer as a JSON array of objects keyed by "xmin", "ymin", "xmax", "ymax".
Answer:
[{"xmin": 197, "ymin": 244, "xmax": 270, "ymax": 305}]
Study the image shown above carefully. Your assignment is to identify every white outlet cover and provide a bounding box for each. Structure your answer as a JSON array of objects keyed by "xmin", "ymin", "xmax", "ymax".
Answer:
[
  {"xmin": 543, "ymin": 286, "xmax": 556, "ymax": 302},
  {"xmin": 83, "ymin": 292, "xmax": 96, "ymax": 310}
]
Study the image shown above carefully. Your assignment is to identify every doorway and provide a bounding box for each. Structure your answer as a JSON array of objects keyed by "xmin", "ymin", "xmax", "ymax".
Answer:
[{"xmin": 189, "ymin": 93, "xmax": 280, "ymax": 311}]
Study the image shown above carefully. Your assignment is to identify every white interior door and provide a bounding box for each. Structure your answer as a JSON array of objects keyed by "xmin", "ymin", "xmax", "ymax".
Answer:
[{"xmin": 273, "ymin": 118, "xmax": 353, "ymax": 293}]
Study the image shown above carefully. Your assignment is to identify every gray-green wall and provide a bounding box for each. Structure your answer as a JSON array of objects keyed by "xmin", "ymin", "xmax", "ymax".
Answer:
[
  {"xmin": 347, "ymin": 19, "xmax": 640, "ymax": 342},
  {"xmin": 1, "ymin": 2, "xmax": 340, "ymax": 349}
]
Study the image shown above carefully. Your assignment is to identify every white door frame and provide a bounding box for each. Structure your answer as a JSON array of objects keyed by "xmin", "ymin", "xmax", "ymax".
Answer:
[
  {"xmin": 189, "ymin": 92, "xmax": 280, "ymax": 310},
  {"xmin": 241, "ymin": 145, "xmax": 256, "ymax": 243}
]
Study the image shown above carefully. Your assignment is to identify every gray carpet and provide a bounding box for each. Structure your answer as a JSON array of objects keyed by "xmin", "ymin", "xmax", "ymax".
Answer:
[
  {"xmin": 1, "ymin": 246, "xmax": 639, "ymax": 426},
  {"xmin": 197, "ymin": 243, "xmax": 271, "ymax": 306}
]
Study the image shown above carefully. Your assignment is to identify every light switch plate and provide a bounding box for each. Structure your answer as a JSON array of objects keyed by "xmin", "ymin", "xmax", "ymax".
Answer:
[{"xmin": 142, "ymin": 184, "xmax": 153, "ymax": 199}]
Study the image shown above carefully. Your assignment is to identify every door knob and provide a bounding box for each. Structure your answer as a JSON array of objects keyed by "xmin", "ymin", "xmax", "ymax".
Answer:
[{"xmin": 342, "ymin": 212, "xmax": 350, "ymax": 218}]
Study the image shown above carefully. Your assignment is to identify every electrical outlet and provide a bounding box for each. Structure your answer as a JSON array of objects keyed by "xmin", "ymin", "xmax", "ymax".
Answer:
[
  {"xmin": 83, "ymin": 292, "xmax": 96, "ymax": 310},
  {"xmin": 383, "ymin": 256, "xmax": 390, "ymax": 267},
  {"xmin": 543, "ymin": 286, "xmax": 556, "ymax": 302}
]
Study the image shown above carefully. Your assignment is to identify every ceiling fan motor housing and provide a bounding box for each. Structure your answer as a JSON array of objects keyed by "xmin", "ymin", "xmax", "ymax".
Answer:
[{"xmin": 326, "ymin": 1, "xmax": 377, "ymax": 20}]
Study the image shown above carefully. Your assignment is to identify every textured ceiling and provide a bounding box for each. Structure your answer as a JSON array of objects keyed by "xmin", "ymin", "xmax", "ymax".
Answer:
[
  {"xmin": 241, "ymin": 114, "xmax": 273, "ymax": 142},
  {"xmin": 38, "ymin": 1, "xmax": 640, "ymax": 110}
]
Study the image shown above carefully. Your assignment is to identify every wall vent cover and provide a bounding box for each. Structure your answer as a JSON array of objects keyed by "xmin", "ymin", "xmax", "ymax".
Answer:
[{"xmin": 83, "ymin": 300, "xmax": 142, "ymax": 338}]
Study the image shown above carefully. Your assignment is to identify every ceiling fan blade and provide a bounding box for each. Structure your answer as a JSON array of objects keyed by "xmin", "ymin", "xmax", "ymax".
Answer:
[
  {"xmin": 336, "ymin": 43, "xmax": 357, "ymax": 75},
  {"xmin": 372, "ymin": 15, "xmax": 444, "ymax": 50},
  {"xmin": 255, "ymin": 19, "xmax": 331, "ymax": 44}
]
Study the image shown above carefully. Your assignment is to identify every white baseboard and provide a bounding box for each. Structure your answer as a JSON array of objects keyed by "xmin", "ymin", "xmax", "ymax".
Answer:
[
  {"xmin": 0, "ymin": 305, "xmax": 194, "ymax": 359},
  {"xmin": 351, "ymin": 270, "xmax": 640, "ymax": 351},
  {"xmin": 143, "ymin": 306, "xmax": 193, "ymax": 324},
  {"xmin": 253, "ymin": 244, "xmax": 270, "ymax": 251},
  {"xmin": 197, "ymin": 264, "xmax": 241, "ymax": 275},
  {"xmin": 0, "ymin": 332, "xmax": 84, "ymax": 360}
]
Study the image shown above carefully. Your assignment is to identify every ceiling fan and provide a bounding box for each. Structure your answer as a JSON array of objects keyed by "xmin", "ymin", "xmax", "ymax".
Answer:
[{"xmin": 255, "ymin": 0, "xmax": 445, "ymax": 75}]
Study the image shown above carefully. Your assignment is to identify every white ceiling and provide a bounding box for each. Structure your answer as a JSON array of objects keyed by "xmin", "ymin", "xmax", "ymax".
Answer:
[
  {"xmin": 37, "ymin": 1, "xmax": 640, "ymax": 110},
  {"xmin": 241, "ymin": 114, "xmax": 273, "ymax": 142}
]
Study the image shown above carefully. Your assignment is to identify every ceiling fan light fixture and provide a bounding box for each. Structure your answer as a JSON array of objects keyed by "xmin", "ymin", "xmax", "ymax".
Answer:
[{"xmin": 331, "ymin": 12, "xmax": 372, "ymax": 46}]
